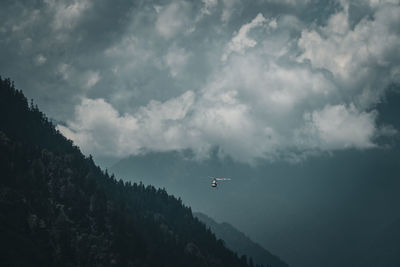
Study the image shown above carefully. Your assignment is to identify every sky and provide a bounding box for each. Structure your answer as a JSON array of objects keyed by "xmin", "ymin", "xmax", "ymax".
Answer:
[
  {"xmin": 1, "ymin": 0, "xmax": 400, "ymax": 266},
  {"xmin": 1, "ymin": 0, "xmax": 399, "ymax": 163}
]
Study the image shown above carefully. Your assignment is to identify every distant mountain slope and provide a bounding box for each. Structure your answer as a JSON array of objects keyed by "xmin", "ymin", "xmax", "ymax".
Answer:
[
  {"xmin": 109, "ymin": 145, "xmax": 290, "ymax": 267},
  {"xmin": 0, "ymin": 77, "xmax": 254, "ymax": 267},
  {"xmin": 194, "ymin": 212, "xmax": 289, "ymax": 267}
]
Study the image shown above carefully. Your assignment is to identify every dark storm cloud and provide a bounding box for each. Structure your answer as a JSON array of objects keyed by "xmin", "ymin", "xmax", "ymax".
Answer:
[
  {"xmin": 1, "ymin": 0, "xmax": 399, "ymax": 161},
  {"xmin": 0, "ymin": 0, "xmax": 137, "ymax": 116}
]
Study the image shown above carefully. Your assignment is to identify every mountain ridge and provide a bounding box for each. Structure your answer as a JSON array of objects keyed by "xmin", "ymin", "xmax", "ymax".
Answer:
[
  {"xmin": 0, "ymin": 77, "xmax": 258, "ymax": 267},
  {"xmin": 194, "ymin": 212, "xmax": 289, "ymax": 267}
]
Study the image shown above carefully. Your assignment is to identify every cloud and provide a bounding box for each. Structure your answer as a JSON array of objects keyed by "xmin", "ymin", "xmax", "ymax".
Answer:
[
  {"xmin": 83, "ymin": 71, "xmax": 100, "ymax": 89},
  {"xmin": 221, "ymin": 0, "xmax": 240, "ymax": 23},
  {"xmin": 368, "ymin": 0, "xmax": 400, "ymax": 8},
  {"xmin": 56, "ymin": 64, "xmax": 100, "ymax": 90},
  {"xmin": 2, "ymin": 0, "xmax": 400, "ymax": 162},
  {"xmin": 203, "ymin": 0, "xmax": 218, "ymax": 14},
  {"xmin": 155, "ymin": 2, "xmax": 191, "ymax": 39},
  {"xmin": 297, "ymin": 1, "xmax": 400, "ymax": 108},
  {"xmin": 34, "ymin": 54, "xmax": 47, "ymax": 66},
  {"xmin": 164, "ymin": 45, "xmax": 190, "ymax": 77},
  {"xmin": 57, "ymin": 63, "xmax": 73, "ymax": 81},
  {"xmin": 58, "ymin": 91, "xmax": 196, "ymax": 157},
  {"xmin": 302, "ymin": 104, "xmax": 377, "ymax": 149},
  {"xmin": 222, "ymin": 13, "xmax": 267, "ymax": 62},
  {"xmin": 45, "ymin": 0, "xmax": 91, "ymax": 31},
  {"xmin": 57, "ymin": 1, "xmax": 400, "ymax": 162}
]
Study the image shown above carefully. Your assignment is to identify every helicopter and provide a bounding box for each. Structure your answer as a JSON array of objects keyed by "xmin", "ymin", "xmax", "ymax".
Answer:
[{"xmin": 209, "ymin": 177, "xmax": 231, "ymax": 188}]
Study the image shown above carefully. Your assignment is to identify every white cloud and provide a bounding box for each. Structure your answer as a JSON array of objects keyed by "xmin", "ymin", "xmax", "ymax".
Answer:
[
  {"xmin": 56, "ymin": 64, "xmax": 100, "ymax": 90},
  {"xmin": 57, "ymin": 63, "xmax": 72, "ymax": 80},
  {"xmin": 222, "ymin": 13, "xmax": 267, "ymax": 62},
  {"xmin": 221, "ymin": 0, "xmax": 240, "ymax": 23},
  {"xmin": 200, "ymin": 0, "xmax": 218, "ymax": 16},
  {"xmin": 34, "ymin": 54, "xmax": 47, "ymax": 66},
  {"xmin": 45, "ymin": 0, "xmax": 91, "ymax": 31},
  {"xmin": 297, "ymin": 1, "xmax": 400, "ymax": 108},
  {"xmin": 164, "ymin": 45, "xmax": 190, "ymax": 77},
  {"xmin": 58, "ymin": 91, "xmax": 196, "ymax": 157},
  {"xmin": 368, "ymin": 0, "xmax": 400, "ymax": 8},
  {"xmin": 155, "ymin": 2, "xmax": 190, "ymax": 39},
  {"xmin": 303, "ymin": 104, "xmax": 377, "ymax": 149},
  {"xmin": 57, "ymin": 98, "xmax": 139, "ymax": 157},
  {"xmin": 84, "ymin": 71, "xmax": 100, "ymax": 89},
  {"xmin": 104, "ymin": 35, "xmax": 156, "ymax": 68}
]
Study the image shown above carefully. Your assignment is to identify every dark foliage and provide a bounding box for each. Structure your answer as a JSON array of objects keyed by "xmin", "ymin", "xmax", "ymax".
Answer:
[{"xmin": 0, "ymin": 77, "xmax": 252, "ymax": 267}]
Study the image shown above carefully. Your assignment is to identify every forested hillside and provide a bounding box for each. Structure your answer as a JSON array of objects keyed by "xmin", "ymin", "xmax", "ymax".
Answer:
[{"xmin": 0, "ymin": 77, "xmax": 258, "ymax": 267}]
